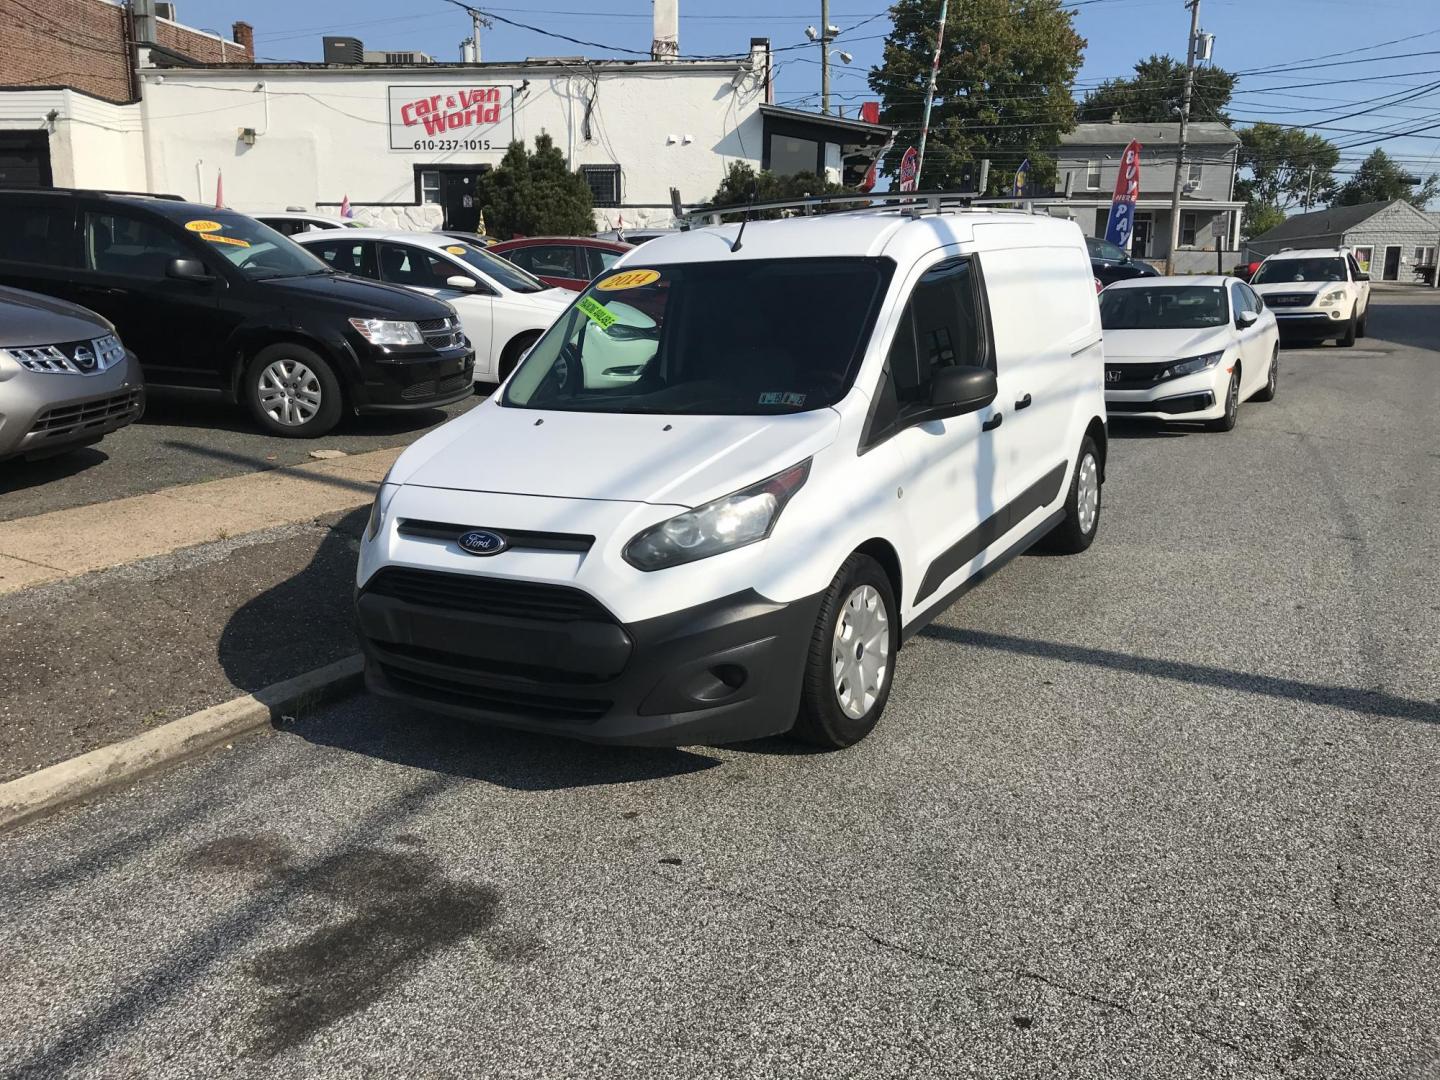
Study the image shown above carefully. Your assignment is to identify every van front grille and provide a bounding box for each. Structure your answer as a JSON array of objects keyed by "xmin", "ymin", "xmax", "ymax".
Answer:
[{"xmin": 364, "ymin": 567, "xmax": 616, "ymax": 624}]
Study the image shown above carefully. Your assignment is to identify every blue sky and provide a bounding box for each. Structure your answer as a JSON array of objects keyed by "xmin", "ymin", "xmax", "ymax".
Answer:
[{"xmin": 177, "ymin": 0, "xmax": 1440, "ymax": 199}]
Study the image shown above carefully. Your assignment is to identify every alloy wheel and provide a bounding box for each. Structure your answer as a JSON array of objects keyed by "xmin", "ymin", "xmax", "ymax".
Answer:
[
  {"xmin": 832, "ymin": 584, "xmax": 890, "ymax": 720},
  {"xmin": 257, "ymin": 358, "xmax": 323, "ymax": 427},
  {"xmin": 1076, "ymin": 451, "xmax": 1100, "ymax": 535}
]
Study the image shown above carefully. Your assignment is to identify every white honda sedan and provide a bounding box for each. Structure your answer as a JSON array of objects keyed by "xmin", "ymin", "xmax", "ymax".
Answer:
[
  {"xmin": 296, "ymin": 229, "xmax": 572, "ymax": 384},
  {"xmin": 1100, "ymin": 275, "xmax": 1280, "ymax": 432}
]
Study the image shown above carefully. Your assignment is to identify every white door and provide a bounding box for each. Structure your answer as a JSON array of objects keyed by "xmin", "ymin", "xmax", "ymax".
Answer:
[{"xmin": 875, "ymin": 256, "xmax": 1008, "ymax": 613}]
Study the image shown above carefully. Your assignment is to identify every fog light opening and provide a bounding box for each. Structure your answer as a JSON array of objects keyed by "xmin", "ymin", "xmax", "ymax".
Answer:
[{"xmin": 712, "ymin": 664, "xmax": 747, "ymax": 690}]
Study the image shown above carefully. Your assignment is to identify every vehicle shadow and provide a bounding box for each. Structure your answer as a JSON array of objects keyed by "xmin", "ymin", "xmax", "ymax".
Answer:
[
  {"xmin": 0, "ymin": 445, "xmax": 108, "ymax": 497},
  {"xmin": 217, "ymin": 507, "xmax": 721, "ymax": 791},
  {"xmin": 139, "ymin": 391, "xmax": 455, "ymax": 438}
]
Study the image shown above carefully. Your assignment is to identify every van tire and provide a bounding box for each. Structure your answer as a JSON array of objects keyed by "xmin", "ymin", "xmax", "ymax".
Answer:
[
  {"xmin": 791, "ymin": 553, "xmax": 898, "ymax": 750},
  {"xmin": 243, "ymin": 343, "xmax": 343, "ymax": 438},
  {"xmin": 1042, "ymin": 436, "xmax": 1103, "ymax": 555},
  {"xmin": 1338, "ymin": 311, "xmax": 1357, "ymax": 347},
  {"xmin": 1357, "ymin": 308, "xmax": 1367, "ymax": 338}
]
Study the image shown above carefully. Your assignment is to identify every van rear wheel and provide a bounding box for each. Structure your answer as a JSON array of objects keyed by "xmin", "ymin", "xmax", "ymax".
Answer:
[{"xmin": 791, "ymin": 554, "xmax": 898, "ymax": 750}]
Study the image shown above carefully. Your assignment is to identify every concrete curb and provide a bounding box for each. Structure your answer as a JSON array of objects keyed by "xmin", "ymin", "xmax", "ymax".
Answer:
[{"xmin": 0, "ymin": 654, "xmax": 364, "ymax": 833}]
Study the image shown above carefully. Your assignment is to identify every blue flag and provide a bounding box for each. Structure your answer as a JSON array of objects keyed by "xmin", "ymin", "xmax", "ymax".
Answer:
[{"xmin": 1013, "ymin": 158, "xmax": 1031, "ymax": 198}]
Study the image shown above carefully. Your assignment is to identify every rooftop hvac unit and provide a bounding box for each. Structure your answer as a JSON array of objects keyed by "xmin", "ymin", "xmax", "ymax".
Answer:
[
  {"xmin": 155, "ymin": 1, "xmax": 177, "ymax": 20},
  {"xmin": 322, "ymin": 36, "xmax": 364, "ymax": 65}
]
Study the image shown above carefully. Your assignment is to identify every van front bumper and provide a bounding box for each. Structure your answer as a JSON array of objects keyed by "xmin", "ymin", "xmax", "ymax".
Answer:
[
  {"xmin": 1274, "ymin": 311, "xmax": 1347, "ymax": 338},
  {"xmin": 356, "ymin": 573, "xmax": 823, "ymax": 746}
]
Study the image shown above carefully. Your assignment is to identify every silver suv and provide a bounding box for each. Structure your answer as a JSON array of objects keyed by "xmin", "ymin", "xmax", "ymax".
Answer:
[{"xmin": 0, "ymin": 286, "xmax": 144, "ymax": 461}]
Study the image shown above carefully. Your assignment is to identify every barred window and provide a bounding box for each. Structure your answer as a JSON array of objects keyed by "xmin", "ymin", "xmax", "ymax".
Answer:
[{"xmin": 581, "ymin": 164, "xmax": 621, "ymax": 208}]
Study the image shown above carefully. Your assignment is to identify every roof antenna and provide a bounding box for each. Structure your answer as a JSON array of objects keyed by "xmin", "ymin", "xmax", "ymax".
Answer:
[{"xmin": 730, "ymin": 180, "xmax": 758, "ymax": 253}]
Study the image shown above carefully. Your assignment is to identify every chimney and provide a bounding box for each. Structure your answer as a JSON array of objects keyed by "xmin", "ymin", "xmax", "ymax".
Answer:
[
  {"xmin": 651, "ymin": 0, "xmax": 678, "ymax": 61},
  {"xmin": 749, "ymin": 38, "xmax": 772, "ymax": 102},
  {"xmin": 133, "ymin": 0, "xmax": 158, "ymax": 43},
  {"xmin": 232, "ymin": 21, "xmax": 255, "ymax": 59}
]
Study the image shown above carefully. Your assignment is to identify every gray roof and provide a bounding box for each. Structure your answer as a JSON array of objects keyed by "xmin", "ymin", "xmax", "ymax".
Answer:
[
  {"xmin": 1248, "ymin": 200, "xmax": 1397, "ymax": 245},
  {"xmin": 1060, "ymin": 122, "xmax": 1240, "ymax": 147}
]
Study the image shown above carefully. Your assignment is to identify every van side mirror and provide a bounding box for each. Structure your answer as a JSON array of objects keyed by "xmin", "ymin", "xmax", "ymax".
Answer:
[
  {"xmin": 926, "ymin": 365, "xmax": 998, "ymax": 420},
  {"xmin": 167, "ymin": 257, "xmax": 213, "ymax": 282},
  {"xmin": 445, "ymin": 275, "xmax": 477, "ymax": 291},
  {"xmin": 1236, "ymin": 309, "xmax": 1259, "ymax": 328}
]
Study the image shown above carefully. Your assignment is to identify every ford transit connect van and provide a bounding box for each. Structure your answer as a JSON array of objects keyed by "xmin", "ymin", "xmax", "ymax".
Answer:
[{"xmin": 355, "ymin": 209, "xmax": 1108, "ymax": 749}]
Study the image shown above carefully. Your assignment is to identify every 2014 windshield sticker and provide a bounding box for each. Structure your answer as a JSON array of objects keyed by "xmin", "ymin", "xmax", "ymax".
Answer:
[
  {"xmin": 200, "ymin": 233, "xmax": 251, "ymax": 248},
  {"xmin": 184, "ymin": 220, "xmax": 223, "ymax": 233},
  {"xmin": 596, "ymin": 269, "xmax": 661, "ymax": 291},
  {"xmin": 577, "ymin": 295, "xmax": 617, "ymax": 330},
  {"xmin": 759, "ymin": 392, "xmax": 806, "ymax": 407},
  {"xmin": 445, "ymin": 245, "xmax": 468, "ymax": 255}
]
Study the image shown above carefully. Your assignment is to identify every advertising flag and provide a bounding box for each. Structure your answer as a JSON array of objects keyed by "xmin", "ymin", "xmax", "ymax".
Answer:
[
  {"xmin": 340, "ymin": 195, "xmax": 354, "ymax": 219},
  {"xmin": 1103, "ymin": 140, "xmax": 1143, "ymax": 251},
  {"xmin": 1012, "ymin": 158, "xmax": 1031, "ymax": 198},
  {"xmin": 215, "ymin": 170, "xmax": 224, "ymax": 209},
  {"xmin": 898, "ymin": 146, "xmax": 919, "ymax": 192}
]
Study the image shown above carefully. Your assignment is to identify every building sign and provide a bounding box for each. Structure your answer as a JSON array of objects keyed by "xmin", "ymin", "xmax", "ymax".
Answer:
[
  {"xmin": 1103, "ymin": 139, "xmax": 1142, "ymax": 252},
  {"xmin": 388, "ymin": 85, "xmax": 514, "ymax": 151}
]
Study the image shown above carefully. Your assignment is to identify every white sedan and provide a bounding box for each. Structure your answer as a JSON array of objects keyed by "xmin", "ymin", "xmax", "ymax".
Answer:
[
  {"xmin": 1099, "ymin": 275, "xmax": 1280, "ymax": 432},
  {"xmin": 296, "ymin": 229, "xmax": 572, "ymax": 384}
]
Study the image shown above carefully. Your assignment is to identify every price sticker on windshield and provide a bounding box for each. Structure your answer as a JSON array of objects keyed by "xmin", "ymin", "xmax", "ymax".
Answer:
[
  {"xmin": 596, "ymin": 269, "xmax": 660, "ymax": 291},
  {"xmin": 185, "ymin": 220, "xmax": 223, "ymax": 233},
  {"xmin": 577, "ymin": 295, "xmax": 617, "ymax": 330},
  {"xmin": 200, "ymin": 233, "xmax": 251, "ymax": 248},
  {"xmin": 445, "ymin": 245, "xmax": 468, "ymax": 255}
]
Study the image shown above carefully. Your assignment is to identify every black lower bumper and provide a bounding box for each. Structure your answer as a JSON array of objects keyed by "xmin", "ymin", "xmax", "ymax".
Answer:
[
  {"xmin": 356, "ymin": 578, "xmax": 824, "ymax": 746},
  {"xmin": 1275, "ymin": 314, "xmax": 1344, "ymax": 339},
  {"xmin": 353, "ymin": 349, "xmax": 476, "ymax": 413},
  {"xmin": 1107, "ymin": 390, "xmax": 1215, "ymax": 415}
]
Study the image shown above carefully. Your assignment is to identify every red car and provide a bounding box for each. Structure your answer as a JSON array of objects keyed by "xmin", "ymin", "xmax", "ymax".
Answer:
[{"xmin": 487, "ymin": 236, "xmax": 633, "ymax": 292}]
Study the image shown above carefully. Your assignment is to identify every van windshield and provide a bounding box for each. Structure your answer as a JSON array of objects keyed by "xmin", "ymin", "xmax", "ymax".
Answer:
[
  {"xmin": 502, "ymin": 258, "xmax": 893, "ymax": 415},
  {"xmin": 1100, "ymin": 285, "xmax": 1229, "ymax": 330},
  {"xmin": 1252, "ymin": 257, "xmax": 1346, "ymax": 284}
]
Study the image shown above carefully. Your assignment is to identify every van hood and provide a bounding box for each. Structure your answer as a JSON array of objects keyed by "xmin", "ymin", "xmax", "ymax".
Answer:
[
  {"xmin": 0, "ymin": 285, "xmax": 110, "ymax": 347},
  {"xmin": 260, "ymin": 272, "xmax": 453, "ymax": 320},
  {"xmin": 395, "ymin": 402, "xmax": 841, "ymax": 508},
  {"xmin": 1103, "ymin": 326, "xmax": 1231, "ymax": 361}
]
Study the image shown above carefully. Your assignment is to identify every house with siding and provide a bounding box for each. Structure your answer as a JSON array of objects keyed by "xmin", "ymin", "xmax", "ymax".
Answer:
[
  {"xmin": 1246, "ymin": 200, "xmax": 1440, "ymax": 283},
  {"xmin": 1057, "ymin": 122, "xmax": 1244, "ymax": 271}
]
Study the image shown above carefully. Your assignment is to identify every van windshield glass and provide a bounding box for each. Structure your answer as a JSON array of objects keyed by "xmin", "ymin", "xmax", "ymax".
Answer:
[
  {"xmin": 187, "ymin": 214, "xmax": 331, "ymax": 280},
  {"xmin": 1100, "ymin": 285, "xmax": 1229, "ymax": 330},
  {"xmin": 502, "ymin": 258, "xmax": 893, "ymax": 415},
  {"xmin": 1252, "ymin": 257, "xmax": 1346, "ymax": 284}
]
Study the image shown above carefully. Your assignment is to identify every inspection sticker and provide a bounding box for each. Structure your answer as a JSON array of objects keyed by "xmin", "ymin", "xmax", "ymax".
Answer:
[
  {"xmin": 184, "ymin": 220, "xmax": 223, "ymax": 233},
  {"xmin": 445, "ymin": 245, "xmax": 468, "ymax": 255},
  {"xmin": 760, "ymin": 391, "xmax": 806, "ymax": 406},
  {"xmin": 596, "ymin": 268, "xmax": 661, "ymax": 291},
  {"xmin": 577, "ymin": 295, "xmax": 617, "ymax": 330},
  {"xmin": 200, "ymin": 233, "xmax": 251, "ymax": 248}
]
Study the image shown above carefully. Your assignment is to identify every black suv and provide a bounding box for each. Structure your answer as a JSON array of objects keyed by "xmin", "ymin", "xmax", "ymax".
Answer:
[
  {"xmin": 0, "ymin": 189, "xmax": 474, "ymax": 437},
  {"xmin": 1087, "ymin": 235, "xmax": 1160, "ymax": 287}
]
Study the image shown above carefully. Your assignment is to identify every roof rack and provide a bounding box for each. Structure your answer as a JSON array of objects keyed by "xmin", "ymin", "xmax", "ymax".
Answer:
[
  {"xmin": 679, "ymin": 188, "xmax": 1060, "ymax": 228},
  {"xmin": 0, "ymin": 187, "xmax": 185, "ymax": 201}
]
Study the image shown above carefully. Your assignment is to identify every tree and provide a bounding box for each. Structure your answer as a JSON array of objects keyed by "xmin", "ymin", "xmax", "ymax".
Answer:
[
  {"xmin": 1234, "ymin": 123, "xmax": 1339, "ymax": 213},
  {"xmin": 1077, "ymin": 54, "xmax": 1236, "ymax": 125},
  {"xmin": 705, "ymin": 162, "xmax": 849, "ymax": 218},
  {"xmin": 868, "ymin": 0, "xmax": 1085, "ymax": 192},
  {"xmin": 1334, "ymin": 148, "xmax": 1440, "ymax": 208},
  {"xmin": 475, "ymin": 133, "xmax": 595, "ymax": 239},
  {"xmin": 1242, "ymin": 201, "xmax": 1287, "ymax": 241}
]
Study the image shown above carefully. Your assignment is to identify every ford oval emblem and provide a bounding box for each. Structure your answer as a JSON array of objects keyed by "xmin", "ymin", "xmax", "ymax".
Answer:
[{"xmin": 457, "ymin": 529, "xmax": 507, "ymax": 556}]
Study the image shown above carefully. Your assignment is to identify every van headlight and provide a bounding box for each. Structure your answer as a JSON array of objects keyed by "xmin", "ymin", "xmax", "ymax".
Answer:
[
  {"xmin": 623, "ymin": 461, "xmax": 811, "ymax": 571},
  {"xmin": 1319, "ymin": 289, "xmax": 1346, "ymax": 306},
  {"xmin": 1167, "ymin": 351, "xmax": 1224, "ymax": 378},
  {"xmin": 366, "ymin": 470, "xmax": 398, "ymax": 541},
  {"xmin": 349, "ymin": 318, "xmax": 424, "ymax": 346}
]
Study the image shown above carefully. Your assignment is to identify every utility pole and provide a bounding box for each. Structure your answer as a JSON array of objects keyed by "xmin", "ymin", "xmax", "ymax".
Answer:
[
  {"xmin": 821, "ymin": 0, "xmax": 831, "ymax": 114},
  {"xmin": 1304, "ymin": 162, "xmax": 1316, "ymax": 209},
  {"xmin": 1165, "ymin": 0, "xmax": 1200, "ymax": 275},
  {"xmin": 470, "ymin": 8, "xmax": 490, "ymax": 62},
  {"xmin": 914, "ymin": 0, "xmax": 950, "ymax": 189}
]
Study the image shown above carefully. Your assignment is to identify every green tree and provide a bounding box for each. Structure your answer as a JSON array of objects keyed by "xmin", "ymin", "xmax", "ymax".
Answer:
[
  {"xmin": 1334, "ymin": 148, "xmax": 1440, "ymax": 208},
  {"xmin": 1242, "ymin": 201, "xmax": 1287, "ymax": 241},
  {"xmin": 705, "ymin": 162, "xmax": 850, "ymax": 218},
  {"xmin": 1077, "ymin": 54, "xmax": 1236, "ymax": 124},
  {"xmin": 475, "ymin": 133, "xmax": 595, "ymax": 239},
  {"xmin": 868, "ymin": 0, "xmax": 1085, "ymax": 192},
  {"xmin": 1234, "ymin": 123, "xmax": 1339, "ymax": 212}
]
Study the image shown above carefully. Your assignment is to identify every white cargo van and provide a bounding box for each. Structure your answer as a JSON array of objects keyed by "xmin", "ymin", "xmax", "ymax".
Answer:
[{"xmin": 355, "ymin": 208, "xmax": 1108, "ymax": 749}]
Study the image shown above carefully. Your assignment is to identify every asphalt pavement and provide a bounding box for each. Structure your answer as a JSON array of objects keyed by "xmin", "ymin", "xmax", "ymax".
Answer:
[
  {"xmin": 1, "ymin": 292, "xmax": 1438, "ymax": 1079},
  {"xmin": 0, "ymin": 388, "xmax": 484, "ymax": 523}
]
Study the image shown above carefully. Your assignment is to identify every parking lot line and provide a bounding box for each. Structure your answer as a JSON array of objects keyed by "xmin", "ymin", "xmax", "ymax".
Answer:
[{"xmin": 0, "ymin": 446, "xmax": 402, "ymax": 594}]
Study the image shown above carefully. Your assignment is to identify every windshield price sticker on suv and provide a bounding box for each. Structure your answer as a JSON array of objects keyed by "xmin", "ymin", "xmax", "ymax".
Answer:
[
  {"xmin": 200, "ymin": 233, "xmax": 251, "ymax": 248},
  {"xmin": 577, "ymin": 296, "xmax": 618, "ymax": 330},
  {"xmin": 596, "ymin": 269, "xmax": 661, "ymax": 291},
  {"xmin": 184, "ymin": 220, "xmax": 223, "ymax": 233}
]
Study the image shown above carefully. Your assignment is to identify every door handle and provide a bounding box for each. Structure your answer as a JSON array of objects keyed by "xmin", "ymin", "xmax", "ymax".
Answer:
[
  {"xmin": 1014, "ymin": 393, "xmax": 1032, "ymax": 410},
  {"xmin": 79, "ymin": 286, "xmax": 125, "ymax": 297},
  {"xmin": 982, "ymin": 413, "xmax": 1003, "ymax": 432}
]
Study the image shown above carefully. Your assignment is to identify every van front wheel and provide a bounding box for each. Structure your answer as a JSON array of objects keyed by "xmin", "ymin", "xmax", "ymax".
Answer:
[
  {"xmin": 1041, "ymin": 436, "xmax": 1102, "ymax": 554},
  {"xmin": 791, "ymin": 554, "xmax": 898, "ymax": 750}
]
